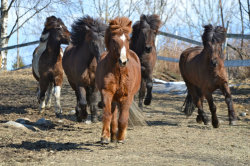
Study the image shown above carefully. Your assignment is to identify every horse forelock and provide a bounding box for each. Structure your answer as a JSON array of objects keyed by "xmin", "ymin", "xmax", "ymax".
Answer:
[
  {"xmin": 109, "ymin": 17, "xmax": 132, "ymax": 36},
  {"xmin": 202, "ymin": 24, "xmax": 226, "ymax": 46},
  {"xmin": 105, "ymin": 17, "xmax": 132, "ymax": 51},
  {"xmin": 71, "ymin": 15, "xmax": 107, "ymax": 46}
]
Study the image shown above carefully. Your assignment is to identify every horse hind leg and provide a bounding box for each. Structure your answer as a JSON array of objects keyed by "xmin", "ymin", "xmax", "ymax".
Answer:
[
  {"xmin": 183, "ymin": 93, "xmax": 196, "ymax": 116},
  {"xmin": 144, "ymin": 78, "xmax": 153, "ymax": 105},
  {"xmin": 45, "ymin": 83, "xmax": 53, "ymax": 109},
  {"xmin": 185, "ymin": 83, "xmax": 209, "ymax": 125},
  {"xmin": 138, "ymin": 79, "xmax": 146, "ymax": 108},
  {"xmin": 39, "ymin": 79, "xmax": 49, "ymax": 114},
  {"xmin": 205, "ymin": 94, "xmax": 219, "ymax": 128}
]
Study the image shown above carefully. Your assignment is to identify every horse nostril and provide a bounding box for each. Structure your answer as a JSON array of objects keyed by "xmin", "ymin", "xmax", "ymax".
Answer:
[
  {"xmin": 145, "ymin": 46, "xmax": 152, "ymax": 53},
  {"xmin": 119, "ymin": 59, "xmax": 127, "ymax": 66}
]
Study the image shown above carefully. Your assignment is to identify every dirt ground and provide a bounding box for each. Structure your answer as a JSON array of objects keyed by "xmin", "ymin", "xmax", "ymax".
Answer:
[{"xmin": 0, "ymin": 69, "xmax": 249, "ymax": 166}]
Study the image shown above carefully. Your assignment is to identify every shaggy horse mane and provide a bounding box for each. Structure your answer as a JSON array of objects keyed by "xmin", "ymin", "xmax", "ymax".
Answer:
[
  {"xmin": 71, "ymin": 15, "xmax": 107, "ymax": 47},
  {"xmin": 105, "ymin": 17, "xmax": 132, "ymax": 51},
  {"xmin": 131, "ymin": 14, "xmax": 161, "ymax": 44},
  {"xmin": 202, "ymin": 24, "xmax": 226, "ymax": 46}
]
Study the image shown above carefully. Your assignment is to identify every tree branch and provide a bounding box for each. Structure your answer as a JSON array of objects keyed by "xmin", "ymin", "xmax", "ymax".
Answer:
[{"xmin": 7, "ymin": 0, "xmax": 16, "ymax": 12}]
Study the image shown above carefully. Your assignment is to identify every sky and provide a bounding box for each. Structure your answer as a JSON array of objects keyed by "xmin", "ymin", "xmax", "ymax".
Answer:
[{"xmin": 4, "ymin": 0, "xmax": 249, "ymax": 70}]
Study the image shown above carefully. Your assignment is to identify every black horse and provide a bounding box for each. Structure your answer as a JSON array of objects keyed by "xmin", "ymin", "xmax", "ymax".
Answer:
[{"xmin": 130, "ymin": 14, "xmax": 161, "ymax": 108}]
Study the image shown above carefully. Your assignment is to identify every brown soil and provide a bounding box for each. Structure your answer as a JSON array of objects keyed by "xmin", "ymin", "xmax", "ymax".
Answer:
[{"xmin": 0, "ymin": 69, "xmax": 249, "ymax": 166}]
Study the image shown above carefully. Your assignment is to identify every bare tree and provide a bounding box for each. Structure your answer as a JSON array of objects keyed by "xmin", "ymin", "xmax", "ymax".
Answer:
[{"xmin": 0, "ymin": 0, "xmax": 53, "ymax": 70}]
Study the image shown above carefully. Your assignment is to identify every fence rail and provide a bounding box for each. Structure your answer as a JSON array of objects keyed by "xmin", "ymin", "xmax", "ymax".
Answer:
[
  {"xmin": 1, "ymin": 30, "xmax": 249, "ymax": 70},
  {"xmin": 157, "ymin": 56, "xmax": 250, "ymax": 67}
]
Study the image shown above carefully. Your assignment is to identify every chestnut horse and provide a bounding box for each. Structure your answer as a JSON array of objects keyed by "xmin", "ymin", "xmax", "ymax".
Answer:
[
  {"xmin": 130, "ymin": 14, "xmax": 161, "ymax": 108},
  {"xmin": 179, "ymin": 24, "xmax": 237, "ymax": 128},
  {"xmin": 96, "ymin": 17, "xmax": 141, "ymax": 144},
  {"xmin": 63, "ymin": 16, "xmax": 107, "ymax": 122},
  {"xmin": 32, "ymin": 16, "xmax": 70, "ymax": 116}
]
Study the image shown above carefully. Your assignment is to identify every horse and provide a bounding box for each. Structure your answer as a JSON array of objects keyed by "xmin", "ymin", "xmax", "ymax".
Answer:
[
  {"xmin": 130, "ymin": 14, "xmax": 161, "ymax": 109},
  {"xmin": 32, "ymin": 16, "xmax": 70, "ymax": 116},
  {"xmin": 96, "ymin": 17, "xmax": 141, "ymax": 144},
  {"xmin": 62, "ymin": 16, "xmax": 107, "ymax": 122},
  {"xmin": 179, "ymin": 24, "xmax": 237, "ymax": 128}
]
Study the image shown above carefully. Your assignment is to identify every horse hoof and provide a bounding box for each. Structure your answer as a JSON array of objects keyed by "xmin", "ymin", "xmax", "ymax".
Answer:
[
  {"xmin": 138, "ymin": 102, "xmax": 143, "ymax": 108},
  {"xmin": 212, "ymin": 121, "xmax": 220, "ymax": 128},
  {"xmin": 196, "ymin": 115, "xmax": 203, "ymax": 124},
  {"xmin": 202, "ymin": 116, "xmax": 209, "ymax": 125},
  {"xmin": 100, "ymin": 138, "xmax": 109, "ymax": 144},
  {"xmin": 91, "ymin": 116, "xmax": 98, "ymax": 123},
  {"xmin": 229, "ymin": 120, "xmax": 237, "ymax": 126},
  {"xmin": 117, "ymin": 140, "xmax": 125, "ymax": 144},
  {"xmin": 144, "ymin": 99, "xmax": 151, "ymax": 105}
]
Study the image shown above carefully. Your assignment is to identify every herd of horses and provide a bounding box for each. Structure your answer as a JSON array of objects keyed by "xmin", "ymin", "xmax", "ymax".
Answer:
[{"xmin": 32, "ymin": 14, "xmax": 237, "ymax": 144}]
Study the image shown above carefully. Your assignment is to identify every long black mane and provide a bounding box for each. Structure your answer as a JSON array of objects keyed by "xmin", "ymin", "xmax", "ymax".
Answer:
[
  {"xmin": 202, "ymin": 24, "xmax": 226, "ymax": 46},
  {"xmin": 71, "ymin": 15, "xmax": 107, "ymax": 47},
  {"xmin": 131, "ymin": 14, "xmax": 161, "ymax": 44}
]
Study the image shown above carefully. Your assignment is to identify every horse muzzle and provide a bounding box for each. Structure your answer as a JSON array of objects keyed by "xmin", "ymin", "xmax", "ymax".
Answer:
[
  {"xmin": 145, "ymin": 46, "xmax": 152, "ymax": 53},
  {"xmin": 119, "ymin": 59, "xmax": 128, "ymax": 67}
]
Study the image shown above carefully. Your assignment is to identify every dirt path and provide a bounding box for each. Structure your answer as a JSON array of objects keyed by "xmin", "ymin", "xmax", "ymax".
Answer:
[{"xmin": 0, "ymin": 69, "xmax": 249, "ymax": 166}]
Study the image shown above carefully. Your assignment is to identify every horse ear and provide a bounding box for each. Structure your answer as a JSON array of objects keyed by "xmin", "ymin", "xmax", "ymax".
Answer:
[
  {"xmin": 127, "ymin": 21, "xmax": 132, "ymax": 28},
  {"xmin": 140, "ymin": 14, "xmax": 146, "ymax": 21}
]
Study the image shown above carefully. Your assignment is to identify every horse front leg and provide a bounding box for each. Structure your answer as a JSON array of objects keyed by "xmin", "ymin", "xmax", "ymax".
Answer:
[
  {"xmin": 54, "ymin": 75, "xmax": 63, "ymax": 117},
  {"xmin": 220, "ymin": 83, "xmax": 237, "ymax": 125},
  {"xmin": 117, "ymin": 98, "xmax": 133, "ymax": 143},
  {"xmin": 194, "ymin": 93, "xmax": 209, "ymax": 125},
  {"xmin": 75, "ymin": 87, "xmax": 88, "ymax": 122},
  {"xmin": 138, "ymin": 78, "xmax": 146, "ymax": 108},
  {"xmin": 86, "ymin": 86, "xmax": 98, "ymax": 123},
  {"xmin": 111, "ymin": 102, "xmax": 118, "ymax": 142},
  {"xmin": 144, "ymin": 77, "xmax": 153, "ymax": 105},
  {"xmin": 101, "ymin": 92, "xmax": 113, "ymax": 144},
  {"xmin": 205, "ymin": 94, "xmax": 219, "ymax": 128}
]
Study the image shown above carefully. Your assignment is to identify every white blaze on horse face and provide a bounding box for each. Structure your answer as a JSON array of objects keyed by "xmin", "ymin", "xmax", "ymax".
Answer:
[
  {"xmin": 120, "ymin": 34, "xmax": 127, "ymax": 63},
  {"xmin": 32, "ymin": 32, "xmax": 50, "ymax": 78}
]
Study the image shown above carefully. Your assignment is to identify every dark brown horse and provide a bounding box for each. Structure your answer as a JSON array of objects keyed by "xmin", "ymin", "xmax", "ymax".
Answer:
[
  {"xmin": 62, "ymin": 16, "xmax": 107, "ymax": 122},
  {"xmin": 130, "ymin": 14, "xmax": 161, "ymax": 108},
  {"xmin": 32, "ymin": 16, "xmax": 70, "ymax": 116},
  {"xmin": 96, "ymin": 17, "xmax": 141, "ymax": 144},
  {"xmin": 179, "ymin": 24, "xmax": 237, "ymax": 128}
]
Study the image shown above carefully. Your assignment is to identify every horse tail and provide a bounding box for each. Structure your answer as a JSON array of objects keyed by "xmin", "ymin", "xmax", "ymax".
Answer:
[{"xmin": 182, "ymin": 92, "xmax": 195, "ymax": 116}]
